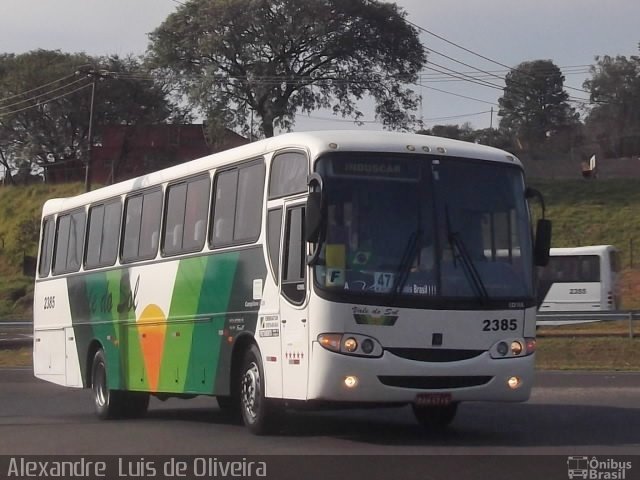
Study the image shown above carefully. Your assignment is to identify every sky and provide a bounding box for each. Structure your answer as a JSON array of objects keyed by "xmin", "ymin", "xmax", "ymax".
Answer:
[{"xmin": 1, "ymin": 0, "xmax": 639, "ymax": 132}]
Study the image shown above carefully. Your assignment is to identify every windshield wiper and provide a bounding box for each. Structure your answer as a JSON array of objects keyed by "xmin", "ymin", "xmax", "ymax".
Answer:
[
  {"xmin": 445, "ymin": 207, "xmax": 489, "ymax": 304},
  {"xmin": 392, "ymin": 229, "xmax": 422, "ymax": 296}
]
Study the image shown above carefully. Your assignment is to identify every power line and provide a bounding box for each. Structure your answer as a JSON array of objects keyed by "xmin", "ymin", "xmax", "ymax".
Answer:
[
  {"xmin": 415, "ymin": 82, "xmax": 499, "ymax": 106},
  {"xmin": 0, "ymin": 72, "xmax": 77, "ymax": 104},
  {"xmin": 0, "ymin": 82, "xmax": 92, "ymax": 117},
  {"xmin": 424, "ymin": 63, "xmax": 504, "ymax": 91},
  {"xmin": 407, "ymin": 19, "xmax": 595, "ymax": 98},
  {"xmin": 0, "ymin": 76, "xmax": 89, "ymax": 112},
  {"xmin": 423, "ymin": 110, "xmax": 492, "ymax": 122}
]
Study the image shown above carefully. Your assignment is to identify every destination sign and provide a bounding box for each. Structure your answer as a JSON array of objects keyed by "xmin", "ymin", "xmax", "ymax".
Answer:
[{"xmin": 332, "ymin": 158, "xmax": 418, "ymax": 179}]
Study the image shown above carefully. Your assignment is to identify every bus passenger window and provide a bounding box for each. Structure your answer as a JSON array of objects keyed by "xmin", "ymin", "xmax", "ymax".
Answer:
[
  {"xmin": 38, "ymin": 217, "xmax": 55, "ymax": 277},
  {"xmin": 122, "ymin": 189, "xmax": 162, "ymax": 263},
  {"xmin": 52, "ymin": 210, "xmax": 86, "ymax": 275}
]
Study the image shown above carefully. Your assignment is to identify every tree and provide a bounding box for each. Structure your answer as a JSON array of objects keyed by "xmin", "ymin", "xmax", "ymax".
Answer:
[
  {"xmin": 583, "ymin": 51, "xmax": 640, "ymax": 158},
  {"xmin": 498, "ymin": 60, "xmax": 579, "ymax": 152},
  {"xmin": 147, "ymin": 0, "xmax": 426, "ymax": 138},
  {"xmin": 419, "ymin": 123, "xmax": 475, "ymax": 142},
  {"xmin": 0, "ymin": 50, "xmax": 175, "ymax": 182}
]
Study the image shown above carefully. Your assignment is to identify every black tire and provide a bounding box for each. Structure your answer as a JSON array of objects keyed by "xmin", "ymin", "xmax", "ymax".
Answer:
[
  {"xmin": 239, "ymin": 344, "xmax": 280, "ymax": 435},
  {"xmin": 412, "ymin": 402, "xmax": 458, "ymax": 430},
  {"xmin": 91, "ymin": 349, "xmax": 149, "ymax": 419},
  {"xmin": 121, "ymin": 391, "xmax": 150, "ymax": 418},
  {"xmin": 216, "ymin": 395, "xmax": 241, "ymax": 421}
]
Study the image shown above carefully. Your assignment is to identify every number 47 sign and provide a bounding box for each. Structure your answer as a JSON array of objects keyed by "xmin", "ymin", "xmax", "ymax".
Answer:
[{"xmin": 374, "ymin": 272, "xmax": 394, "ymax": 293}]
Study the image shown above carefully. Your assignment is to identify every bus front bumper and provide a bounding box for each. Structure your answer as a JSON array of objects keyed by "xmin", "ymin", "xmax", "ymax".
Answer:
[{"xmin": 306, "ymin": 342, "xmax": 534, "ymax": 404}]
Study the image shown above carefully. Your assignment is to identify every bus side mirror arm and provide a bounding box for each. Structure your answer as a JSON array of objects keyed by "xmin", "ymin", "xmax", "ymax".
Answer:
[
  {"xmin": 306, "ymin": 173, "xmax": 326, "ymax": 266},
  {"xmin": 526, "ymin": 187, "xmax": 552, "ymax": 266},
  {"xmin": 534, "ymin": 219, "xmax": 552, "ymax": 266}
]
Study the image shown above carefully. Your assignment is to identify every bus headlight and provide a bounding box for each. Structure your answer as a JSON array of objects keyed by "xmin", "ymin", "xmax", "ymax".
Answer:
[
  {"xmin": 317, "ymin": 333, "xmax": 383, "ymax": 358},
  {"xmin": 510, "ymin": 341, "xmax": 523, "ymax": 356},
  {"xmin": 343, "ymin": 337, "xmax": 358, "ymax": 352},
  {"xmin": 491, "ymin": 338, "xmax": 535, "ymax": 359},
  {"xmin": 361, "ymin": 339, "xmax": 375, "ymax": 354}
]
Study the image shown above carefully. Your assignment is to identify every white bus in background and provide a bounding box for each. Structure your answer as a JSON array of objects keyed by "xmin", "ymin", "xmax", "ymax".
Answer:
[{"xmin": 537, "ymin": 245, "xmax": 620, "ymax": 315}]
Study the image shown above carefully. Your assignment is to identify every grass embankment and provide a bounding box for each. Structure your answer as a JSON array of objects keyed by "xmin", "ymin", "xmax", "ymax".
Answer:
[
  {"xmin": 0, "ymin": 183, "xmax": 83, "ymax": 318},
  {"xmin": 536, "ymin": 337, "xmax": 640, "ymax": 371},
  {"xmin": 0, "ymin": 347, "xmax": 32, "ymax": 367}
]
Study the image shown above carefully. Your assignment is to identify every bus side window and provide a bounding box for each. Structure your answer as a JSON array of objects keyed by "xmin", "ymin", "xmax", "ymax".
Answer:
[
  {"xmin": 38, "ymin": 216, "xmax": 55, "ymax": 277},
  {"xmin": 163, "ymin": 175, "xmax": 210, "ymax": 256},
  {"xmin": 269, "ymin": 152, "xmax": 308, "ymax": 199},
  {"xmin": 52, "ymin": 210, "xmax": 86, "ymax": 275},
  {"xmin": 282, "ymin": 206, "xmax": 306, "ymax": 305},
  {"xmin": 85, "ymin": 199, "xmax": 122, "ymax": 270},
  {"xmin": 210, "ymin": 160, "xmax": 264, "ymax": 248},
  {"xmin": 121, "ymin": 189, "xmax": 162, "ymax": 263}
]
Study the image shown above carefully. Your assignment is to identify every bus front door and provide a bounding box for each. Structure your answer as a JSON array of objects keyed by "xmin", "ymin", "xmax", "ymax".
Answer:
[{"xmin": 279, "ymin": 202, "xmax": 309, "ymax": 400}]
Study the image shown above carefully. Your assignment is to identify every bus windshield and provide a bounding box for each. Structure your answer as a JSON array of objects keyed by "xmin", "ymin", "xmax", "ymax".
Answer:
[{"xmin": 314, "ymin": 153, "xmax": 534, "ymax": 305}]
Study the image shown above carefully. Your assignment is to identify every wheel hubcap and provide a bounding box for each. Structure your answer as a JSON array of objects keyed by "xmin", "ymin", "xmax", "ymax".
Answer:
[
  {"xmin": 93, "ymin": 361, "xmax": 107, "ymax": 407},
  {"xmin": 241, "ymin": 362, "xmax": 260, "ymax": 420}
]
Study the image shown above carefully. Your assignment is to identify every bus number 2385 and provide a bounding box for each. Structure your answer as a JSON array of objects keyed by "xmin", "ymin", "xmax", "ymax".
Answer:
[{"xmin": 482, "ymin": 318, "xmax": 517, "ymax": 331}]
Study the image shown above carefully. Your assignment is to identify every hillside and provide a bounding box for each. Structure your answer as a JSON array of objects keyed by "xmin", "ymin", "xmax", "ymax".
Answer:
[
  {"xmin": 1, "ymin": 178, "xmax": 640, "ymax": 317},
  {"xmin": 0, "ymin": 183, "xmax": 84, "ymax": 317}
]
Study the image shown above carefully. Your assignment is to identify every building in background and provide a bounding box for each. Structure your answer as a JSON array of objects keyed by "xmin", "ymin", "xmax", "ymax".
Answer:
[{"xmin": 44, "ymin": 124, "xmax": 248, "ymax": 184}]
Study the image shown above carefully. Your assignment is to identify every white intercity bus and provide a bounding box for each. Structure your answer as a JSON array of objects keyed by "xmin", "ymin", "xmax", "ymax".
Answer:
[
  {"xmin": 33, "ymin": 131, "xmax": 551, "ymax": 434},
  {"xmin": 537, "ymin": 245, "xmax": 620, "ymax": 317}
]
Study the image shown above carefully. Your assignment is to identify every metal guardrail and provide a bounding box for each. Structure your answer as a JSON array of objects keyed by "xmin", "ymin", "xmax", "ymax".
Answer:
[
  {"xmin": 0, "ymin": 320, "xmax": 33, "ymax": 347},
  {"xmin": 536, "ymin": 310, "xmax": 639, "ymax": 338},
  {"xmin": 537, "ymin": 310, "xmax": 640, "ymax": 322},
  {"xmin": 0, "ymin": 321, "xmax": 32, "ymax": 328}
]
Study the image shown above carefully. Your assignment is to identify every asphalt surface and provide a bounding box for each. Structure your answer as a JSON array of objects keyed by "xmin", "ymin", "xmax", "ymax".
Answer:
[{"xmin": 0, "ymin": 368, "xmax": 639, "ymax": 456}]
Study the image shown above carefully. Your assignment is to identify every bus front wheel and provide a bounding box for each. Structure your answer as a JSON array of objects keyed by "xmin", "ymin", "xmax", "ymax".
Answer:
[
  {"xmin": 239, "ymin": 344, "xmax": 280, "ymax": 435},
  {"xmin": 91, "ymin": 349, "xmax": 149, "ymax": 419},
  {"xmin": 412, "ymin": 402, "xmax": 458, "ymax": 430}
]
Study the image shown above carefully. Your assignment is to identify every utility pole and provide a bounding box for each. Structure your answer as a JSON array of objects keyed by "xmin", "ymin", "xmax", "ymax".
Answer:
[
  {"xmin": 84, "ymin": 73, "xmax": 97, "ymax": 192},
  {"xmin": 490, "ymin": 107, "xmax": 494, "ymax": 129},
  {"xmin": 76, "ymin": 66, "xmax": 104, "ymax": 192}
]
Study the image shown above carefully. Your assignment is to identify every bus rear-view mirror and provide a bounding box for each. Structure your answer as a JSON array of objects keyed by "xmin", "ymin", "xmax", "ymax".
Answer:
[
  {"xmin": 305, "ymin": 191, "xmax": 322, "ymax": 242},
  {"xmin": 534, "ymin": 219, "xmax": 552, "ymax": 266}
]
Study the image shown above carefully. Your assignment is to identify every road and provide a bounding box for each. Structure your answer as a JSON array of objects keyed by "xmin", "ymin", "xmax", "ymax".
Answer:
[{"xmin": 1, "ymin": 368, "xmax": 639, "ymax": 478}]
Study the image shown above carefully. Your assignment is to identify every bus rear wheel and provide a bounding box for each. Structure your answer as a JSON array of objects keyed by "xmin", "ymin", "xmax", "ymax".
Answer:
[
  {"xmin": 239, "ymin": 344, "xmax": 280, "ymax": 435},
  {"xmin": 91, "ymin": 349, "xmax": 149, "ymax": 419},
  {"xmin": 412, "ymin": 402, "xmax": 458, "ymax": 430}
]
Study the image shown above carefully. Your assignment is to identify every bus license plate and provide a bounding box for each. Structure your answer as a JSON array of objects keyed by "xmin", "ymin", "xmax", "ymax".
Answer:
[{"xmin": 415, "ymin": 393, "xmax": 452, "ymax": 407}]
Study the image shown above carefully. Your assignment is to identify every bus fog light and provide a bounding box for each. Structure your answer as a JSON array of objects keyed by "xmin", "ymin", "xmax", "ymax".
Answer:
[
  {"xmin": 343, "ymin": 337, "xmax": 358, "ymax": 353},
  {"xmin": 344, "ymin": 376, "xmax": 358, "ymax": 388},
  {"xmin": 507, "ymin": 376, "xmax": 522, "ymax": 389},
  {"xmin": 361, "ymin": 339, "xmax": 374, "ymax": 354},
  {"xmin": 510, "ymin": 341, "xmax": 523, "ymax": 356},
  {"xmin": 496, "ymin": 342, "xmax": 508, "ymax": 356}
]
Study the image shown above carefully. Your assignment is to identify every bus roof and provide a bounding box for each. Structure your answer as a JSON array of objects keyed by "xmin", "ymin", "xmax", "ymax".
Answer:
[
  {"xmin": 41, "ymin": 130, "xmax": 522, "ymax": 216},
  {"xmin": 549, "ymin": 245, "xmax": 617, "ymax": 256}
]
